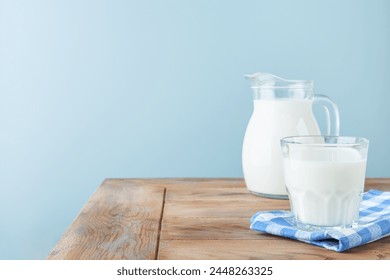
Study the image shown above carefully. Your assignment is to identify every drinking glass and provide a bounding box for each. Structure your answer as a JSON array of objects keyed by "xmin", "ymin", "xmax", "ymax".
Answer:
[{"xmin": 280, "ymin": 136, "xmax": 369, "ymax": 230}]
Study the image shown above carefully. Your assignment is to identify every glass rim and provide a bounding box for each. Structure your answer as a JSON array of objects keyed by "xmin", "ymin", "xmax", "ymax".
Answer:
[{"xmin": 280, "ymin": 135, "xmax": 369, "ymax": 147}]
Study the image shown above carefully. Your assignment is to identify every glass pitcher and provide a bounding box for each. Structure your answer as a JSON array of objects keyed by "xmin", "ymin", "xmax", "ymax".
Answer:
[{"xmin": 242, "ymin": 73, "xmax": 340, "ymax": 199}]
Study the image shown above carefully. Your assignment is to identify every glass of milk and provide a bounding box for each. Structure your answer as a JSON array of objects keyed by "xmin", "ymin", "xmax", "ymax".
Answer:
[{"xmin": 280, "ymin": 136, "xmax": 369, "ymax": 230}]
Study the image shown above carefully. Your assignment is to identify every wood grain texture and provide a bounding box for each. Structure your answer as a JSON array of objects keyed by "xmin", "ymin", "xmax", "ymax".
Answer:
[
  {"xmin": 164, "ymin": 185, "xmax": 289, "ymax": 218},
  {"xmin": 158, "ymin": 239, "xmax": 390, "ymax": 260},
  {"xmin": 160, "ymin": 218, "xmax": 267, "ymax": 240},
  {"xmin": 48, "ymin": 178, "xmax": 390, "ymax": 260},
  {"xmin": 47, "ymin": 179, "xmax": 165, "ymax": 259}
]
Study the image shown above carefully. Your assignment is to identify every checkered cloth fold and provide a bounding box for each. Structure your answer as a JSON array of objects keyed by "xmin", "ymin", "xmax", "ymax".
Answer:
[{"xmin": 250, "ymin": 189, "xmax": 390, "ymax": 252}]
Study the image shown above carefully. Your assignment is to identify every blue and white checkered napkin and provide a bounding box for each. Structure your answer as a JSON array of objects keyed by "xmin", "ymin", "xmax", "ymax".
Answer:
[{"xmin": 250, "ymin": 189, "xmax": 390, "ymax": 252}]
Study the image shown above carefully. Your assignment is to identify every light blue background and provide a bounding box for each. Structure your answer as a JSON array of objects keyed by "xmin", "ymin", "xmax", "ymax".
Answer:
[{"xmin": 0, "ymin": 0, "xmax": 389, "ymax": 259}]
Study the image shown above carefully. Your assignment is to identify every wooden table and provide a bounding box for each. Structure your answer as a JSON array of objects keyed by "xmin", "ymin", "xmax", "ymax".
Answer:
[{"xmin": 48, "ymin": 178, "xmax": 390, "ymax": 260}]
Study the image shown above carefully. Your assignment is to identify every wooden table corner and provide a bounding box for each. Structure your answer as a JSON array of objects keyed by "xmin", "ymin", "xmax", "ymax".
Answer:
[{"xmin": 47, "ymin": 178, "xmax": 390, "ymax": 260}]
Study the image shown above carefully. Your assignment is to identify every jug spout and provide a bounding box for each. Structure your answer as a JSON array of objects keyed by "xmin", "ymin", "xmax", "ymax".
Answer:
[
  {"xmin": 245, "ymin": 72, "xmax": 282, "ymax": 88},
  {"xmin": 246, "ymin": 72, "xmax": 312, "ymax": 89},
  {"xmin": 245, "ymin": 72, "xmax": 313, "ymax": 99}
]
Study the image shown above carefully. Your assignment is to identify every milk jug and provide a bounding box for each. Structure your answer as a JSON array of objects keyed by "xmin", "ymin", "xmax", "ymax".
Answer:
[{"xmin": 242, "ymin": 73, "xmax": 340, "ymax": 199}]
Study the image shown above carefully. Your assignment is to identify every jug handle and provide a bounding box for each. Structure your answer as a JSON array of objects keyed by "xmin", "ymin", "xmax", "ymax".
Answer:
[{"xmin": 313, "ymin": 95, "xmax": 340, "ymax": 136}]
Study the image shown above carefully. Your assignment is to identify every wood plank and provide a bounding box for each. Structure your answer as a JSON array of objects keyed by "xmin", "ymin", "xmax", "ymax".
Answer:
[
  {"xmin": 164, "ymin": 200, "xmax": 290, "ymax": 218},
  {"xmin": 158, "ymin": 238, "xmax": 390, "ymax": 260},
  {"xmin": 163, "ymin": 183, "xmax": 289, "ymax": 218},
  {"xmin": 165, "ymin": 187, "xmax": 264, "ymax": 202},
  {"xmin": 161, "ymin": 218, "xmax": 271, "ymax": 240},
  {"xmin": 47, "ymin": 179, "xmax": 165, "ymax": 260},
  {"xmin": 160, "ymin": 178, "xmax": 390, "ymax": 259}
]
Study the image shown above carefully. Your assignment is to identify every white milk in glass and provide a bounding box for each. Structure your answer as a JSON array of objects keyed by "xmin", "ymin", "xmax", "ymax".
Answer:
[
  {"xmin": 283, "ymin": 147, "xmax": 366, "ymax": 227},
  {"xmin": 242, "ymin": 99, "xmax": 321, "ymax": 196}
]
